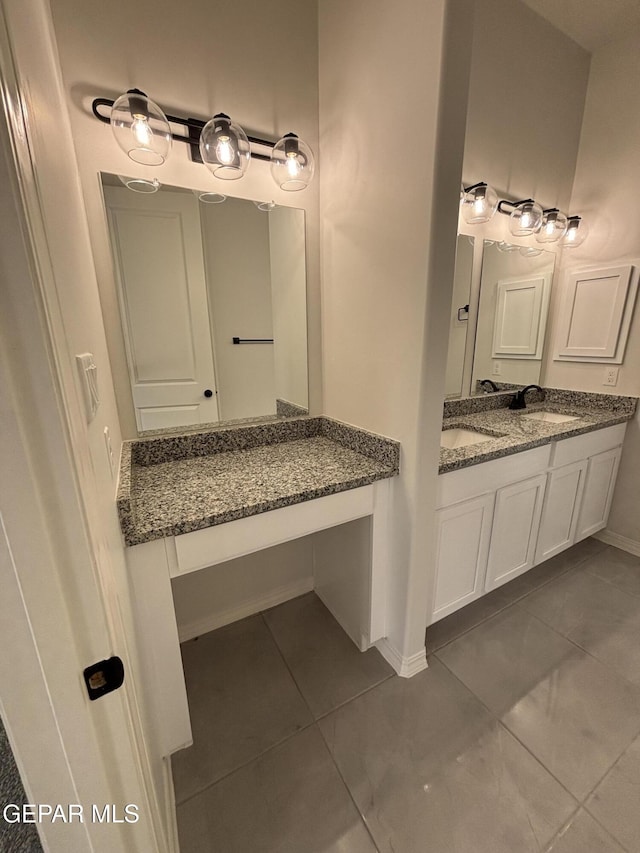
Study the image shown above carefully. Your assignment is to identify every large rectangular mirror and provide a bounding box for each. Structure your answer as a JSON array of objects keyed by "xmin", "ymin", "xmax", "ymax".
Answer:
[
  {"xmin": 444, "ymin": 236, "xmax": 556, "ymax": 397},
  {"xmin": 472, "ymin": 241, "xmax": 554, "ymax": 391},
  {"xmin": 101, "ymin": 174, "xmax": 308, "ymax": 432}
]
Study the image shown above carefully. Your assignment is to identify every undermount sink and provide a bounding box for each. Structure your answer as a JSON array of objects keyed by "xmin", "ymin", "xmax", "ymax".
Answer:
[
  {"xmin": 440, "ymin": 428, "xmax": 495, "ymax": 449},
  {"xmin": 521, "ymin": 411, "xmax": 579, "ymax": 423}
]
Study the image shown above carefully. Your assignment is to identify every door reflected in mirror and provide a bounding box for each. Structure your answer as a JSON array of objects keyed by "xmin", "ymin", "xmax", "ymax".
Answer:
[
  {"xmin": 471, "ymin": 241, "xmax": 554, "ymax": 392},
  {"xmin": 101, "ymin": 174, "xmax": 308, "ymax": 433}
]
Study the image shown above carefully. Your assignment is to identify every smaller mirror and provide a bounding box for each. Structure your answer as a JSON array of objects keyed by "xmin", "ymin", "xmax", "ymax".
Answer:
[
  {"xmin": 471, "ymin": 241, "xmax": 555, "ymax": 392},
  {"xmin": 445, "ymin": 235, "xmax": 474, "ymax": 398},
  {"xmin": 101, "ymin": 175, "xmax": 309, "ymax": 433}
]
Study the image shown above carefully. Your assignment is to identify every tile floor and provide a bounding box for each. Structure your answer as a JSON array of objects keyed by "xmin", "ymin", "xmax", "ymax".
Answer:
[{"xmin": 173, "ymin": 537, "xmax": 640, "ymax": 852}]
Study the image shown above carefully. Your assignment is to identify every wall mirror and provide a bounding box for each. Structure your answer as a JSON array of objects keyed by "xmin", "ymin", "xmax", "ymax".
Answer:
[
  {"xmin": 445, "ymin": 237, "xmax": 556, "ymax": 398},
  {"xmin": 100, "ymin": 174, "xmax": 309, "ymax": 433}
]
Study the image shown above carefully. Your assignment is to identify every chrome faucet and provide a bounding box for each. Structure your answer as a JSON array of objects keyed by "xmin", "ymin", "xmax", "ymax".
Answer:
[{"xmin": 509, "ymin": 385, "xmax": 545, "ymax": 410}]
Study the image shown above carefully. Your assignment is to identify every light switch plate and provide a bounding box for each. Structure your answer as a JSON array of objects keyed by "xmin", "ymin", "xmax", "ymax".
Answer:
[
  {"xmin": 604, "ymin": 366, "xmax": 619, "ymax": 386},
  {"xmin": 76, "ymin": 353, "xmax": 99, "ymax": 421},
  {"xmin": 492, "ymin": 361, "xmax": 502, "ymax": 375}
]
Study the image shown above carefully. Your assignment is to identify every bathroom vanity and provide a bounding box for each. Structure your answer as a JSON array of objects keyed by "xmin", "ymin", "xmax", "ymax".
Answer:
[
  {"xmin": 118, "ymin": 415, "xmax": 399, "ymax": 761},
  {"xmin": 432, "ymin": 389, "xmax": 637, "ymax": 624}
]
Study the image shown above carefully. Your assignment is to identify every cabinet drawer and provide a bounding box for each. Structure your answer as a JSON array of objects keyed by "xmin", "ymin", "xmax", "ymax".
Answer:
[{"xmin": 550, "ymin": 423, "xmax": 626, "ymax": 468}]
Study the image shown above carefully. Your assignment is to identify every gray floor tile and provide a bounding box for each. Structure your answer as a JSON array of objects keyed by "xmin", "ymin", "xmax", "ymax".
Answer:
[
  {"xmin": 426, "ymin": 584, "xmax": 516, "ymax": 652},
  {"xmin": 521, "ymin": 567, "xmax": 640, "ymax": 686},
  {"xmin": 580, "ymin": 544, "xmax": 640, "ymax": 598},
  {"xmin": 171, "ymin": 615, "xmax": 312, "ymax": 802},
  {"xmin": 545, "ymin": 810, "xmax": 625, "ymax": 853},
  {"xmin": 500, "ymin": 648, "xmax": 640, "ymax": 800},
  {"xmin": 587, "ymin": 733, "xmax": 640, "ymax": 852},
  {"xmin": 264, "ymin": 593, "xmax": 393, "ymax": 717},
  {"xmin": 319, "ymin": 658, "xmax": 576, "ymax": 853},
  {"xmin": 436, "ymin": 605, "xmax": 577, "ymax": 715},
  {"xmin": 177, "ymin": 726, "xmax": 378, "ymax": 853},
  {"xmin": 426, "ymin": 538, "xmax": 605, "ymax": 653}
]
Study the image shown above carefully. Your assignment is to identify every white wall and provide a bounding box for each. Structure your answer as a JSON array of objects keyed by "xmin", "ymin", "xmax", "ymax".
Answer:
[
  {"xmin": 269, "ymin": 205, "xmax": 309, "ymax": 409},
  {"xmin": 48, "ymin": 0, "xmax": 321, "ymax": 439},
  {"xmin": 200, "ymin": 198, "xmax": 276, "ymax": 420},
  {"xmin": 319, "ymin": 0, "xmax": 474, "ymax": 664},
  {"xmin": 464, "ymin": 0, "xmax": 590, "ymax": 209},
  {"xmin": 543, "ymin": 30, "xmax": 640, "ymax": 545}
]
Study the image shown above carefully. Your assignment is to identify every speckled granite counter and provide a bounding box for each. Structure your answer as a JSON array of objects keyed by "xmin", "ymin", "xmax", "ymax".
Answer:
[
  {"xmin": 118, "ymin": 417, "xmax": 399, "ymax": 546},
  {"xmin": 440, "ymin": 389, "xmax": 637, "ymax": 474}
]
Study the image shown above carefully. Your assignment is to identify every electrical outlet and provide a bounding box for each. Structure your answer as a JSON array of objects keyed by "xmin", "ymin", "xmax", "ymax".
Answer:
[
  {"xmin": 492, "ymin": 361, "xmax": 501, "ymax": 376},
  {"xmin": 604, "ymin": 367, "xmax": 619, "ymax": 386},
  {"xmin": 104, "ymin": 426, "xmax": 115, "ymax": 480}
]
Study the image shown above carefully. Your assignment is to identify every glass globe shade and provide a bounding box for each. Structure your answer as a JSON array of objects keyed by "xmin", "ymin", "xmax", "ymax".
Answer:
[
  {"xmin": 254, "ymin": 200, "xmax": 277, "ymax": 212},
  {"xmin": 460, "ymin": 183, "xmax": 498, "ymax": 224},
  {"xmin": 118, "ymin": 175, "xmax": 161, "ymax": 193},
  {"xmin": 519, "ymin": 246, "xmax": 544, "ymax": 257},
  {"xmin": 535, "ymin": 209, "xmax": 568, "ymax": 243},
  {"xmin": 111, "ymin": 90, "xmax": 171, "ymax": 166},
  {"xmin": 199, "ymin": 114, "xmax": 250, "ymax": 180},
  {"xmin": 195, "ymin": 191, "xmax": 226, "ymax": 204},
  {"xmin": 270, "ymin": 133, "xmax": 315, "ymax": 191},
  {"xmin": 509, "ymin": 200, "xmax": 543, "ymax": 237},
  {"xmin": 560, "ymin": 216, "xmax": 589, "ymax": 248},
  {"xmin": 496, "ymin": 241, "xmax": 520, "ymax": 253}
]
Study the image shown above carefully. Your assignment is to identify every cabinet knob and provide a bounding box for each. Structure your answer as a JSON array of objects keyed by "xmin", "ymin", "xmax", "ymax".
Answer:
[{"xmin": 204, "ymin": 389, "xmax": 213, "ymax": 398}]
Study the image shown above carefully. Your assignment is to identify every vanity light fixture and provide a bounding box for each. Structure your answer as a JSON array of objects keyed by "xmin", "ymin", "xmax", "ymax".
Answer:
[
  {"xmin": 254, "ymin": 200, "xmax": 277, "ymax": 211},
  {"xmin": 460, "ymin": 182, "xmax": 499, "ymax": 224},
  {"xmin": 92, "ymin": 91, "xmax": 315, "ymax": 191},
  {"xmin": 560, "ymin": 215, "xmax": 589, "ymax": 248},
  {"xmin": 519, "ymin": 246, "xmax": 544, "ymax": 257},
  {"xmin": 535, "ymin": 208, "xmax": 568, "ymax": 244},
  {"xmin": 496, "ymin": 241, "xmax": 521, "ymax": 253},
  {"xmin": 462, "ymin": 182, "xmax": 589, "ymax": 247}
]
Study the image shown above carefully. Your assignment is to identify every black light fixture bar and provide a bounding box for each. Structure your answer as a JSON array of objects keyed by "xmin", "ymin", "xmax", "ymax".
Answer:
[
  {"xmin": 496, "ymin": 197, "xmax": 536, "ymax": 216},
  {"xmin": 91, "ymin": 97, "xmax": 276, "ymax": 163}
]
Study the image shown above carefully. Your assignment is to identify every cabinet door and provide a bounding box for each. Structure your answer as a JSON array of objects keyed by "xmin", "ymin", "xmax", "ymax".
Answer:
[
  {"xmin": 535, "ymin": 460, "xmax": 588, "ymax": 564},
  {"xmin": 485, "ymin": 474, "xmax": 547, "ymax": 592},
  {"xmin": 431, "ymin": 493, "xmax": 495, "ymax": 623},
  {"xmin": 575, "ymin": 447, "xmax": 622, "ymax": 541}
]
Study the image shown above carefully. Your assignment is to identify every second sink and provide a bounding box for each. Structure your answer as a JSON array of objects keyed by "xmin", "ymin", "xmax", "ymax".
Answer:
[
  {"xmin": 521, "ymin": 411, "xmax": 579, "ymax": 423},
  {"xmin": 441, "ymin": 428, "xmax": 496, "ymax": 449}
]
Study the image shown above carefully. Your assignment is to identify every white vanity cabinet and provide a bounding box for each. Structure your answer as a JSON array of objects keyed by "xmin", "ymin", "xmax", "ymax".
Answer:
[
  {"xmin": 535, "ymin": 460, "xmax": 588, "ymax": 564},
  {"xmin": 485, "ymin": 473, "xmax": 547, "ymax": 591},
  {"xmin": 431, "ymin": 423, "xmax": 627, "ymax": 625}
]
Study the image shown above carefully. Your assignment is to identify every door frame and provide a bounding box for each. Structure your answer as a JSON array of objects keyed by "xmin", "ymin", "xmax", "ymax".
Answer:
[{"xmin": 0, "ymin": 0, "xmax": 170, "ymax": 850}]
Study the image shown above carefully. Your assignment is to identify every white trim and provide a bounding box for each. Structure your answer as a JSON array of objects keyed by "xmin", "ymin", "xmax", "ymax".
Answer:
[
  {"xmin": 593, "ymin": 529, "xmax": 640, "ymax": 558},
  {"xmin": 177, "ymin": 576, "xmax": 314, "ymax": 642},
  {"xmin": 162, "ymin": 758, "xmax": 180, "ymax": 853},
  {"xmin": 375, "ymin": 638, "xmax": 428, "ymax": 678}
]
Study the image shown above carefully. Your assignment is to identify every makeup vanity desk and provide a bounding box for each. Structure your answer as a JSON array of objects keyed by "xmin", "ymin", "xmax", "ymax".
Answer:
[{"xmin": 118, "ymin": 415, "xmax": 399, "ymax": 760}]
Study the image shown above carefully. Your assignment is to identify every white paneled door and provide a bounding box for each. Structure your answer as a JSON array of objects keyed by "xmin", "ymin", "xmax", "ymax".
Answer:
[{"xmin": 104, "ymin": 186, "xmax": 219, "ymax": 430}]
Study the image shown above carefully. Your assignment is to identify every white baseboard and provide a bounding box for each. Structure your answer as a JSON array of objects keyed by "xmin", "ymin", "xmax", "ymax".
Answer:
[
  {"xmin": 375, "ymin": 638, "xmax": 428, "ymax": 678},
  {"xmin": 177, "ymin": 576, "xmax": 314, "ymax": 642},
  {"xmin": 593, "ymin": 530, "xmax": 640, "ymax": 557}
]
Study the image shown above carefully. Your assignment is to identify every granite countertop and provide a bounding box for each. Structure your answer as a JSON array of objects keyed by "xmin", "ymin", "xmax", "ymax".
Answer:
[
  {"xmin": 440, "ymin": 391, "xmax": 637, "ymax": 474},
  {"xmin": 118, "ymin": 417, "xmax": 399, "ymax": 546}
]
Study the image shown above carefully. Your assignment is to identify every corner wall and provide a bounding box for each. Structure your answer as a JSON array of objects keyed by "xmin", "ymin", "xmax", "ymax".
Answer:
[{"xmin": 318, "ymin": 0, "xmax": 474, "ymax": 664}]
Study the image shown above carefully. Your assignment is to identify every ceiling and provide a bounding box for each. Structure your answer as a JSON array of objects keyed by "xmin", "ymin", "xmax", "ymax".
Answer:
[{"xmin": 520, "ymin": 0, "xmax": 640, "ymax": 52}]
